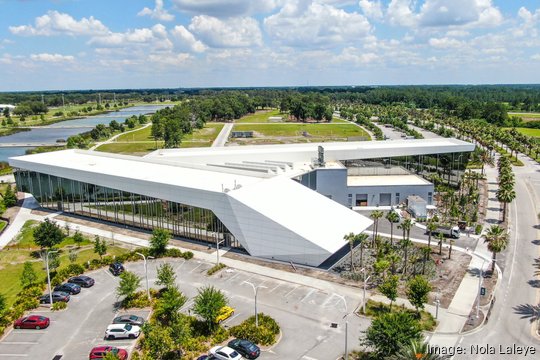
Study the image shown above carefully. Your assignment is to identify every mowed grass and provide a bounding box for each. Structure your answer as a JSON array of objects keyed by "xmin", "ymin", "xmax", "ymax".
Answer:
[
  {"xmin": 232, "ymin": 123, "xmax": 370, "ymax": 138},
  {"xmin": 0, "ymin": 220, "xmax": 129, "ymax": 306},
  {"xmin": 509, "ymin": 112, "xmax": 540, "ymax": 122},
  {"xmin": 503, "ymin": 127, "xmax": 540, "ymax": 138},
  {"xmin": 234, "ymin": 109, "xmax": 284, "ymax": 123},
  {"xmin": 97, "ymin": 122, "xmax": 224, "ymax": 154}
]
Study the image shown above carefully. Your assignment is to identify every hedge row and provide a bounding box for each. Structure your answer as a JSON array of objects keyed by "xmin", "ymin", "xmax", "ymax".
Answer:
[{"xmin": 229, "ymin": 313, "xmax": 280, "ymax": 346}]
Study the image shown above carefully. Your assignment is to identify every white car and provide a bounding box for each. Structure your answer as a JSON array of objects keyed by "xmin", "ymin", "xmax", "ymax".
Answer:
[
  {"xmin": 210, "ymin": 346, "xmax": 243, "ymax": 360},
  {"xmin": 105, "ymin": 323, "xmax": 141, "ymax": 340}
]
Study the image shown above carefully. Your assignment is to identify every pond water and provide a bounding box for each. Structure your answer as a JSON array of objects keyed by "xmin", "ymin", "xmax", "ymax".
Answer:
[{"xmin": 0, "ymin": 105, "xmax": 168, "ymax": 162}]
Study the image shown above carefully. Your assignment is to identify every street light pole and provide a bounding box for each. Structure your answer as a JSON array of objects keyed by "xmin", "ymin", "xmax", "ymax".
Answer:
[
  {"xmin": 360, "ymin": 268, "xmax": 371, "ymax": 315},
  {"xmin": 244, "ymin": 281, "xmax": 267, "ymax": 327},
  {"xmin": 136, "ymin": 252, "xmax": 153, "ymax": 300},
  {"xmin": 476, "ymin": 259, "xmax": 492, "ymax": 319},
  {"xmin": 216, "ymin": 239, "xmax": 225, "ymax": 265},
  {"xmin": 46, "ymin": 250, "xmax": 58, "ymax": 306}
]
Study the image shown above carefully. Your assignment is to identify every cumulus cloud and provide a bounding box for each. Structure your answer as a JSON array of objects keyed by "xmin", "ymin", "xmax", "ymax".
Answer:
[
  {"xmin": 188, "ymin": 15, "xmax": 262, "ymax": 47},
  {"xmin": 172, "ymin": 0, "xmax": 281, "ymax": 18},
  {"xmin": 333, "ymin": 46, "xmax": 378, "ymax": 65},
  {"xmin": 138, "ymin": 0, "xmax": 175, "ymax": 22},
  {"xmin": 428, "ymin": 37, "xmax": 465, "ymax": 49},
  {"xmin": 387, "ymin": 0, "xmax": 418, "ymax": 27},
  {"xmin": 9, "ymin": 11, "xmax": 108, "ymax": 36},
  {"xmin": 30, "ymin": 53, "xmax": 75, "ymax": 62},
  {"xmin": 531, "ymin": 54, "xmax": 540, "ymax": 61},
  {"xmin": 264, "ymin": 1, "xmax": 371, "ymax": 47},
  {"xmin": 89, "ymin": 24, "xmax": 172, "ymax": 50},
  {"xmin": 359, "ymin": 0, "xmax": 383, "ymax": 20},
  {"xmin": 170, "ymin": 25, "xmax": 207, "ymax": 52},
  {"xmin": 148, "ymin": 52, "xmax": 192, "ymax": 66}
]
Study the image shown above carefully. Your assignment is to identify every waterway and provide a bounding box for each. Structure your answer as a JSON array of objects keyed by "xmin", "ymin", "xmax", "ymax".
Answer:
[{"xmin": 0, "ymin": 105, "xmax": 167, "ymax": 162}]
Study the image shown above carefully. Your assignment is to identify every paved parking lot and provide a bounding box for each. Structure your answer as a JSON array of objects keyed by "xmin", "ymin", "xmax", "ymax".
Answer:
[{"xmin": 0, "ymin": 258, "xmax": 368, "ymax": 359}]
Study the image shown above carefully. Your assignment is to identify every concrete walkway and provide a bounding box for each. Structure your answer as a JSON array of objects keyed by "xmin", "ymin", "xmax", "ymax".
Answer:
[
  {"xmin": 0, "ymin": 193, "xmax": 39, "ymax": 249},
  {"xmin": 212, "ymin": 123, "xmax": 233, "ymax": 147},
  {"xmin": 89, "ymin": 122, "xmax": 152, "ymax": 151}
]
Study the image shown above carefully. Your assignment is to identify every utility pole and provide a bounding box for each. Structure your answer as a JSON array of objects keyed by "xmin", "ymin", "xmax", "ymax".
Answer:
[
  {"xmin": 98, "ymin": 93, "xmax": 101, "ymax": 105},
  {"xmin": 41, "ymin": 94, "xmax": 44, "ymax": 105},
  {"xmin": 62, "ymin": 94, "xmax": 65, "ymax": 110}
]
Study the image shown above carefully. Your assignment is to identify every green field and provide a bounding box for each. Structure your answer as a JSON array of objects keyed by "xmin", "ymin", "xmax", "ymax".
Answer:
[
  {"xmin": 234, "ymin": 109, "xmax": 285, "ymax": 123},
  {"xmin": 504, "ymin": 127, "xmax": 540, "ymax": 138},
  {"xmin": 96, "ymin": 122, "xmax": 224, "ymax": 155},
  {"xmin": 232, "ymin": 123, "xmax": 370, "ymax": 138},
  {"xmin": 0, "ymin": 220, "xmax": 129, "ymax": 306},
  {"xmin": 509, "ymin": 112, "xmax": 540, "ymax": 122}
]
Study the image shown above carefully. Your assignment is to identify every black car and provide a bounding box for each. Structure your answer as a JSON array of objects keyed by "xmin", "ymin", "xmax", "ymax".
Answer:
[
  {"xmin": 39, "ymin": 291, "xmax": 70, "ymax": 304},
  {"xmin": 68, "ymin": 275, "xmax": 95, "ymax": 288},
  {"xmin": 228, "ymin": 339, "xmax": 260, "ymax": 359},
  {"xmin": 109, "ymin": 262, "xmax": 125, "ymax": 276},
  {"xmin": 112, "ymin": 314, "xmax": 145, "ymax": 326},
  {"xmin": 54, "ymin": 283, "xmax": 81, "ymax": 295}
]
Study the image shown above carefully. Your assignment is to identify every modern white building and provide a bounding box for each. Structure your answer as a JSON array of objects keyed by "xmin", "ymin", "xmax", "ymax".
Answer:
[
  {"xmin": 0, "ymin": 104, "xmax": 15, "ymax": 114},
  {"xmin": 9, "ymin": 138, "xmax": 474, "ymax": 267}
]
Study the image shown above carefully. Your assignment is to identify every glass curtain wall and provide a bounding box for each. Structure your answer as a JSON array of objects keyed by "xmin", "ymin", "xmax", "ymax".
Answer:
[
  {"xmin": 343, "ymin": 152, "xmax": 470, "ymax": 187},
  {"xmin": 14, "ymin": 170, "xmax": 240, "ymax": 248}
]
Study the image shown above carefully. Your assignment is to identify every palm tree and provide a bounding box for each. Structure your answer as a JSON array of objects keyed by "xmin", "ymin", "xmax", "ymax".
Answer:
[
  {"xmin": 386, "ymin": 211, "xmax": 400, "ymax": 246},
  {"xmin": 436, "ymin": 233, "xmax": 445, "ymax": 256},
  {"xmin": 482, "ymin": 225, "xmax": 509, "ymax": 273},
  {"xmin": 390, "ymin": 339, "xmax": 449, "ymax": 360},
  {"xmin": 355, "ymin": 233, "xmax": 369, "ymax": 268},
  {"xmin": 387, "ymin": 251, "xmax": 401, "ymax": 275},
  {"xmin": 480, "ymin": 149, "xmax": 494, "ymax": 175},
  {"xmin": 421, "ymin": 247, "xmax": 431, "ymax": 275},
  {"xmin": 448, "ymin": 240, "xmax": 455, "ymax": 260},
  {"xmin": 370, "ymin": 210, "xmax": 384, "ymax": 247},
  {"xmin": 344, "ymin": 232, "xmax": 356, "ymax": 271},
  {"xmin": 496, "ymin": 185, "xmax": 516, "ymax": 223},
  {"xmin": 426, "ymin": 220, "xmax": 438, "ymax": 248}
]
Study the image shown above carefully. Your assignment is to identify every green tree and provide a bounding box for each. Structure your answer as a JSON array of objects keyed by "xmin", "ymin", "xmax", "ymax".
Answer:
[
  {"xmin": 192, "ymin": 285, "xmax": 228, "ymax": 332},
  {"xmin": 437, "ymin": 233, "xmax": 444, "ymax": 256},
  {"xmin": 390, "ymin": 339, "xmax": 449, "ymax": 360},
  {"xmin": 496, "ymin": 185, "xmax": 515, "ymax": 223},
  {"xmin": 379, "ymin": 275, "xmax": 399, "ymax": 310},
  {"xmin": 73, "ymin": 230, "xmax": 84, "ymax": 248},
  {"xmin": 344, "ymin": 232, "xmax": 356, "ymax": 271},
  {"xmin": 154, "ymin": 286, "xmax": 187, "ymax": 325},
  {"xmin": 370, "ymin": 210, "xmax": 384, "ymax": 247},
  {"xmin": 361, "ymin": 312, "xmax": 422, "ymax": 358},
  {"xmin": 3, "ymin": 185, "xmax": 17, "ymax": 208},
  {"xmin": 386, "ymin": 211, "xmax": 400, "ymax": 246},
  {"xmin": 141, "ymin": 322, "xmax": 176, "ymax": 359},
  {"xmin": 68, "ymin": 249, "xmax": 78, "ymax": 263},
  {"xmin": 482, "ymin": 225, "xmax": 509, "ymax": 273},
  {"xmin": 93, "ymin": 236, "xmax": 107, "ymax": 260},
  {"xmin": 426, "ymin": 220, "xmax": 438, "ymax": 249},
  {"xmin": 156, "ymin": 263, "xmax": 177, "ymax": 289},
  {"xmin": 150, "ymin": 228, "xmax": 171, "ymax": 257},
  {"xmin": 406, "ymin": 275, "xmax": 432, "ymax": 313},
  {"xmin": 20, "ymin": 261, "xmax": 38, "ymax": 288},
  {"xmin": 117, "ymin": 271, "xmax": 141, "ymax": 300},
  {"xmin": 33, "ymin": 219, "xmax": 65, "ymax": 249},
  {"xmin": 102, "ymin": 352, "xmax": 121, "ymax": 360},
  {"xmin": 0, "ymin": 293, "xmax": 6, "ymax": 314}
]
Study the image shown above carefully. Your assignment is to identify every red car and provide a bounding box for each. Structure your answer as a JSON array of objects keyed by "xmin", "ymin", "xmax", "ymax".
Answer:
[
  {"xmin": 14, "ymin": 315, "xmax": 50, "ymax": 330},
  {"xmin": 89, "ymin": 346, "xmax": 128, "ymax": 360}
]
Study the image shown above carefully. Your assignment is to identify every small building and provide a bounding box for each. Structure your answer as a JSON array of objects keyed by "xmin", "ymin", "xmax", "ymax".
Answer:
[
  {"xmin": 407, "ymin": 195, "xmax": 428, "ymax": 220},
  {"xmin": 231, "ymin": 131, "xmax": 253, "ymax": 138},
  {"xmin": 0, "ymin": 104, "xmax": 15, "ymax": 114}
]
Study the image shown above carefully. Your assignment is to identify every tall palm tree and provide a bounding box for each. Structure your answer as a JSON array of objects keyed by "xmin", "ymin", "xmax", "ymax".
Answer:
[
  {"xmin": 427, "ymin": 220, "xmax": 438, "ymax": 248},
  {"xmin": 390, "ymin": 340, "xmax": 449, "ymax": 360},
  {"xmin": 497, "ymin": 184, "xmax": 516, "ymax": 223},
  {"xmin": 386, "ymin": 211, "xmax": 400, "ymax": 246},
  {"xmin": 421, "ymin": 247, "xmax": 431, "ymax": 275},
  {"xmin": 448, "ymin": 239, "xmax": 455, "ymax": 260},
  {"xmin": 355, "ymin": 233, "xmax": 369, "ymax": 268},
  {"xmin": 370, "ymin": 210, "xmax": 384, "ymax": 247},
  {"xmin": 400, "ymin": 238, "xmax": 412, "ymax": 276},
  {"xmin": 343, "ymin": 232, "xmax": 356, "ymax": 271},
  {"xmin": 480, "ymin": 149, "xmax": 494, "ymax": 175},
  {"xmin": 387, "ymin": 251, "xmax": 401, "ymax": 275},
  {"xmin": 437, "ymin": 233, "xmax": 445, "ymax": 256},
  {"xmin": 482, "ymin": 225, "xmax": 509, "ymax": 273},
  {"xmin": 398, "ymin": 218, "xmax": 413, "ymax": 242}
]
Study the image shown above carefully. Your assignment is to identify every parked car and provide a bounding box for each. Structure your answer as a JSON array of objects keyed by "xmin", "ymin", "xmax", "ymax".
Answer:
[
  {"xmin": 14, "ymin": 315, "xmax": 50, "ymax": 330},
  {"xmin": 197, "ymin": 356, "xmax": 217, "ymax": 360},
  {"xmin": 68, "ymin": 275, "xmax": 95, "ymax": 288},
  {"xmin": 228, "ymin": 339, "xmax": 260, "ymax": 359},
  {"xmin": 89, "ymin": 346, "xmax": 128, "ymax": 360},
  {"xmin": 210, "ymin": 346, "xmax": 243, "ymax": 360},
  {"xmin": 109, "ymin": 262, "xmax": 125, "ymax": 276},
  {"xmin": 216, "ymin": 306, "xmax": 235, "ymax": 323},
  {"xmin": 54, "ymin": 282, "xmax": 81, "ymax": 295},
  {"xmin": 105, "ymin": 324, "xmax": 141, "ymax": 340},
  {"xmin": 39, "ymin": 291, "xmax": 70, "ymax": 304},
  {"xmin": 112, "ymin": 314, "xmax": 145, "ymax": 326}
]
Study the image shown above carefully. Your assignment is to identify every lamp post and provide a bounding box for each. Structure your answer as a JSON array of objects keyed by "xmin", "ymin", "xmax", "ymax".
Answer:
[
  {"xmin": 360, "ymin": 268, "xmax": 371, "ymax": 315},
  {"xmin": 216, "ymin": 239, "xmax": 225, "ymax": 265},
  {"xmin": 244, "ymin": 281, "xmax": 267, "ymax": 327},
  {"xmin": 46, "ymin": 250, "xmax": 58, "ymax": 306},
  {"xmin": 335, "ymin": 294, "xmax": 349, "ymax": 360},
  {"xmin": 136, "ymin": 252, "xmax": 154, "ymax": 300},
  {"xmin": 476, "ymin": 258, "xmax": 493, "ymax": 319}
]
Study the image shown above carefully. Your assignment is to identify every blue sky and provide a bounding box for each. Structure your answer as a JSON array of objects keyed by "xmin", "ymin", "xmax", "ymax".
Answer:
[{"xmin": 0, "ymin": 0, "xmax": 539, "ymax": 91}]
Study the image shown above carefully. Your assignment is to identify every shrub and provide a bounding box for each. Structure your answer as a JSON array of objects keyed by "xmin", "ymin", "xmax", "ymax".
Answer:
[
  {"xmin": 211, "ymin": 326, "xmax": 230, "ymax": 345},
  {"xmin": 182, "ymin": 251, "xmax": 194, "ymax": 260},
  {"xmin": 51, "ymin": 301, "xmax": 67, "ymax": 311},
  {"xmin": 207, "ymin": 263, "xmax": 226, "ymax": 276},
  {"xmin": 122, "ymin": 290, "xmax": 152, "ymax": 309},
  {"xmin": 229, "ymin": 313, "xmax": 280, "ymax": 346},
  {"xmin": 475, "ymin": 224, "xmax": 483, "ymax": 235}
]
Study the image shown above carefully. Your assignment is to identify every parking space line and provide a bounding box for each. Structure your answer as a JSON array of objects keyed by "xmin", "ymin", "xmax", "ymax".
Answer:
[
  {"xmin": 189, "ymin": 263, "xmax": 202, "ymax": 273},
  {"xmin": 268, "ymin": 283, "xmax": 282, "ymax": 293},
  {"xmin": 221, "ymin": 312, "xmax": 241, "ymax": 325},
  {"xmin": 283, "ymin": 285, "xmax": 299, "ymax": 298},
  {"xmin": 300, "ymin": 289, "xmax": 317, "ymax": 303},
  {"xmin": 0, "ymin": 354, "xmax": 28, "ymax": 357},
  {"xmin": 1, "ymin": 342, "xmax": 38, "ymax": 345},
  {"xmin": 10, "ymin": 330, "xmax": 48, "ymax": 334},
  {"xmin": 225, "ymin": 273, "xmax": 240, "ymax": 283},
  {"xmin": 173, "ymin": 259, "xmax": 186, "ymax": 272}
]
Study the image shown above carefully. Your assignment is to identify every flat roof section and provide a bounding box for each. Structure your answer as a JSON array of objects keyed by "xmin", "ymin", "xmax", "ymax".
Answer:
[{"xmin": 347, "ymin": 174, "xmax": 432, "ymax": 187}]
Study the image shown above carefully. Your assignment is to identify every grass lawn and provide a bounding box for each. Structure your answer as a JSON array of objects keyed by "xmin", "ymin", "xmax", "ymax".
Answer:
[
  {"xmin": 0, "ymin": 220, "xmax": 6, "ymax": 233},
  {"xmin": 232, "ymin": 123, "xmax": 370, "ymax": 138},
  {"xmin": 0, "ymin": 220, "xmax": 129, "ymax": 306},
  {"xmin": 97, "ymin": 122, "xmax": 223, "ymax": 154},
  {"xmin": 359, "ymin": 299, "xmax": 437, "ymax": 331},
  {"xmin": 509, "ymin": 112, "xmax": 540, "ymax": 122},
  {"xmin": 234, "ymin": 109, "xmax": 284, "ymax": 123},
  {"xmin": 504, "ymin": 127, "xmax": 540, "ymax": 138}
]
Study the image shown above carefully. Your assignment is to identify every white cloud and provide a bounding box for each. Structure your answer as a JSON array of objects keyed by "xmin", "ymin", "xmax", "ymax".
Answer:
[
  {"xmin": 428, "ymin": 37, "xmax": 465, "ymax": 49},
  {"xmin": 188, "ymin": 15, "xmax": 262, "ymax": 47},
  {"xmin": 387, "ymin": 0, "xmax": 417, "ymax": 27},
  {"xmin": 148, "ymin": 52, "xmax": 192, "ymax": 66},
  {"xmin": 170, "ymin": 25, "xmax": 207, "ymax": 52},
  {"xmin": 333, "ymin": 46, "xmax": 378, "ymax": 65},
  {"xmin": 89, "ymin": 24, "xmax": 173, "ymax": 50},
  {"xmin": 172, "ymin": 0, "xmax": 281, "ymax": 18},
  {"xmin": 30, "ymin": 53, "xmax": 75, "ymax": 62},
  {"xmin": 264, "ymin": 1, "xmax": 371, "ymax": 47},
  {"xmin": 359, "ymin": 0, "xmax": 383, "ymax": 20},
  {"xmin": 9, "ymin": 11, "xmax": 108, "ymax": 36},
  {"xmin": 531, "ymin": 54, "xmax": 540, "ymax": 61},
  {"xmin": 138, "ymin": 0, "xmax": 175, "ymax": 22}
]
